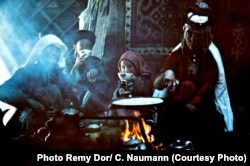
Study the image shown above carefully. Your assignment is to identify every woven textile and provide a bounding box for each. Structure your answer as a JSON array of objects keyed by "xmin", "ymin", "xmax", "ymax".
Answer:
[{"xmin": 125, "ymin": 0, "xmax": 184, "ymax": 55}]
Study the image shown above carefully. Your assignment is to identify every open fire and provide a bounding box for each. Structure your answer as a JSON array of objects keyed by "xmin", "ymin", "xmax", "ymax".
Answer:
[
  {"xmin": 120, "ymin": 118, "xmax": 154, "ymax": 145},
  {"xmin": 34, "ymin": 112, "xmax": 161, "ymax": 150}
]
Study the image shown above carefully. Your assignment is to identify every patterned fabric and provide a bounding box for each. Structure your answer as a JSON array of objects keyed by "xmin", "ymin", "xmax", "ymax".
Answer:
[{"xmin": 125, "ymin": 0, "xmax": 189, "ymax": 55}]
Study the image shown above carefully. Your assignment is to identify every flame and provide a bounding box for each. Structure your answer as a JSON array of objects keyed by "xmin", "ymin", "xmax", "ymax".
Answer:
[{"xmin": 120, "ymin": 118, "xmax": 154, "ymax": 143}]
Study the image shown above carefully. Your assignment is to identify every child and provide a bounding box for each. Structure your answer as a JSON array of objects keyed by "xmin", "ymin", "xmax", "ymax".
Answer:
[
  {"xmin": 112, "ymin": 51, "xmax": 153, "ymax": 100},
  {"xmin": 109, "ymin": 50, "xmax": 154, "ymax": 121},
  {"xmin": 69, "ymin": 30, "xmax": 110, "ymax": 115}
]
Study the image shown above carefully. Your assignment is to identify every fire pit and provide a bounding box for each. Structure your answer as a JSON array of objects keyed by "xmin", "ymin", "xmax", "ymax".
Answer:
[
  {"xmin": 68, "ymin": 97, "xmax": 165, "ymax": 150},
  {"xmin": 31, "ymin": 97, "xmax": 164, "ymax": 150},
  {"xmin": 76, "ymin": 116, "xmax": 155, "ymax": 150}
]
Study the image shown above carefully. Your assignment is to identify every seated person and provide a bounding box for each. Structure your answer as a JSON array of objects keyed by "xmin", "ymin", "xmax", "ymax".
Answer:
[
  {"xmin": 153, "ymin": 2, "xmax": 225, "ymax": 150},
  {"xmin": 0, "ymin": 34, "xmax": 80, "ymax": 137},
  {"xmin": 112, "ymin": 51, "xmax": 153, "ymax": 99},
  {"xmin": 68, "ymin": 30, "xmax": 111, "ymax": 116},
  {"xmin": 111, "ymin": 51, "xmax": 153, "ymax": 117}
]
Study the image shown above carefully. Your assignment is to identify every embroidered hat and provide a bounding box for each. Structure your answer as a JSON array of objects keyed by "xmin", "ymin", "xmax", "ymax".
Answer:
[{"xmin": 184, "ymin": 2, "xmax": 214, "ymax": 27}]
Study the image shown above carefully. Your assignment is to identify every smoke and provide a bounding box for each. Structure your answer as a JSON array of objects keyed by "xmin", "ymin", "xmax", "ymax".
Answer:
[
  {"xmin": 0, "ymin": 1, "xmax": 111, "ymax": 113},
  {"xmin": 0, "ymin": 12, "xmax": 19, "ymax": 84},
  {"xmin": 0, "ymin": 1, "xmax": 40, "ymax": 84}
]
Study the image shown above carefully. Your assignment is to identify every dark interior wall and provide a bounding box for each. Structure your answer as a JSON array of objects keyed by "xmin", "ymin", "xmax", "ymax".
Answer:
[
  {"xmin": 209, "ymin": 0, "xmax": 250, "ymax": 112},
  {"xmin": 211, "ymin": 0, "xmax": 250, "ymax": 78}
]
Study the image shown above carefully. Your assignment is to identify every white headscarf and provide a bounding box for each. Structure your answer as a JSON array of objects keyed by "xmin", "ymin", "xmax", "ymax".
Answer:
[
  {"xmin": 209, "ymin": 42, "xmax": 234, "ymax": 132},
  {"xmin": 24, "ymin": 34, "xmax": 67, "ymax": 68}
]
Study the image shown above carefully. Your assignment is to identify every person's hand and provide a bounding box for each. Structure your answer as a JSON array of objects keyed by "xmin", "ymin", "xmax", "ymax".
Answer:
[
  {"xmin": 118, "ymin": 88, "xmax": 131, "ymax": 96},
  {"xmin": 87, "ymin": 68, "xmax": 98, "ymax": 82},
  {"xmin": 73, "ymin": 56, "xmax": 84, "ymax": 68},
  {"xmin": 163, "ymin": 70, "xmax": 179, "ymax": 92},
  {"xmin": 122, "ymin": 73, "xmax": 135, "ymax": 90},
  {"xmin": 74, "ymin": 50, "xmax": 92, "ymax": 68},
  {"xmin": 27, "ymin": 98, "xmax": 45, "ymax": 111},
  {"xmin": 185, "ymin": 103, "xmax": 197, "ymax": 112},
  {"xmin": 78, "ymin": 49, "xmax": 91, "ymax": 61}
]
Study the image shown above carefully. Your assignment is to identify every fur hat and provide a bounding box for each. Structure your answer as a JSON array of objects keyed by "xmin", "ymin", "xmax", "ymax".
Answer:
[{"xmin": 74, "ymin": 30, "xmax": 96, "ymax": 48}]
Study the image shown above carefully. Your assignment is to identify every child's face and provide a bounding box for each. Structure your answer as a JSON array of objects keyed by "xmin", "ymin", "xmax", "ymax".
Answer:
[
  {"xmin": 120, "ymin": 59, "xmax": 136, "ymax": 74},
  {"xmin": 75, "ymin": 39, "xmax": 92, "ymax": 60}
]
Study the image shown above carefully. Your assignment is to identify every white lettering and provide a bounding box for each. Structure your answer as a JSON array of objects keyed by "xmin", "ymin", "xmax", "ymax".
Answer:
[
  {"xmin": 37, "ymin": 154, "xmax": 63, "ymax": 161},
  {"xmin": 94, "ymin": 154, "xmax": 113, "ymax": 161},
  {"xmin": 65, "ymin": 154, "xmax": 91, "ymax": 163},
  {"xmin": 127, "ymin": 154, "xmax": 169, "ymax": 161},
  {"xmin": 115, "ymin": 154, "xmax": 122, "ymax": 161},
  {"xmin": 217, "ymin": 154, "xmax": 244, "ymax": 162},
  {"xmin": 173, "ymin": 154, "xmax": 215, "ymax": 163}
]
